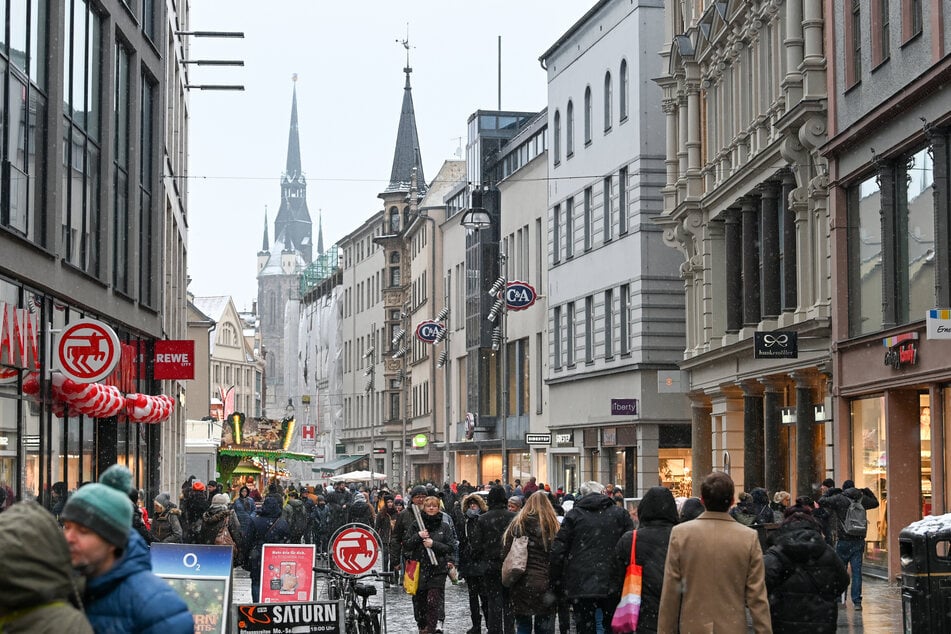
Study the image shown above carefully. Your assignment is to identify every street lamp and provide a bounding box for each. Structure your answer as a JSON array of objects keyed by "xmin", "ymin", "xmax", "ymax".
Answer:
[{"xmin": 460, "ymin": 189, "xmax": 492, "ymax": 231}]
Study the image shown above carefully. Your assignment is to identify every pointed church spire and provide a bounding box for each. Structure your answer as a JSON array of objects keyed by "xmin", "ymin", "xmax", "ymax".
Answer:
[
  {"xmin": 286, "ymin": 74, "xmax": 302, "ymax": 178},
  {"xmin": 385, "ymin": 32, "xmax": 426, "ymax": 195},
  {"xmin": 262, "ymin": 206, "xmax": 270, "ymax": 252},
  {"xmin": 317, "ymin": 211, "xmax": 325, "ymax": 256}
]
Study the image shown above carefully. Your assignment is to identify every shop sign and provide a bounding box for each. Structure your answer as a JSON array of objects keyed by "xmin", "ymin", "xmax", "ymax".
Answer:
[
  {"xmin": 505, "ymin": 281, "xmax": 537, "ymax": 311},
  {"xmin": 234, "ymin": 602, "xmax": 342, "ymax": 633},
  {"xmin": 301, "ymin": 425, "xmax": 316, "ymax": 443},
  {"xmin": 927, "ymin": 309, "xmax": 951, "ymax": 339},
  {"xmin": 56, "ymin": 318, "xmax": 121, "ymax": 383},
  {"xmin": 883, "ymin": 332, "xmax": 919, "ymax": 370},
  {"xmin": 151, "ymin": 543, "xmax": 233, "ymax": 634},
  {"xmin": 412, "ymin": 433, "xmax": 429, "ymax": 448},
  {"xmin": 602, "ymin": 428, "xmax": 617, "ymax": 447},
  {"xmin": 555, "ymin": 432, "xmax": 573, "ymax": 445},
  {"xmin": 330, "ymin": 524, "xmax": 380, "ymax": 575},
  {"xmin": 525, "ymin": 433, "xmax": 552, "ymax": 445},
  {"xmin": 153, "ymin": 340, "xmax": 195, "ymax": 380},
  {"xmin": 0, "ymin": 302, "xmax": 40, "ymax": 384},
  {"xmin": 415, "ymin": 320, "xmax": 444, "ymax": 344},
  {"xmin": 611, "ymin": 398, "xmax": 639, "ymax": 416},
  {"xmin": 753, "ymin": 331, "xmax": 798, "ymax": 359}
]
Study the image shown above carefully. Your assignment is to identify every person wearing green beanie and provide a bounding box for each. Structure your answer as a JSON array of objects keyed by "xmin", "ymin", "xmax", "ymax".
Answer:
[{"xmin": 62, "ymin": 464, "xmax": 194, "ymax": 634}]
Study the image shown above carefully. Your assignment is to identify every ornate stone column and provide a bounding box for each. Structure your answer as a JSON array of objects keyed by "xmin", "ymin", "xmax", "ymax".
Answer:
[
  {"xmin": 742, "ymin": 381, "xmax": 765, "ymax": 491},
  {"xmin": 690, "ymin": 396, "xmax": 713, "ymax": 497},
  {"xmin": 760, "ymin": 182, "xmax": 781, "ymax": 318},
  {"xmin": 742, "ymin": 196, "xmax": 761, "ymax": 327},
  {"xmin": 761, "ymin": 377, "xmax": 788, "ymax": 494},
  {"xmin": 793, "ymin": 370, "xmax": 818, "ymax": 498},
  {"xmin": 725, "ymin": 208, "xmax": 743, "ymax": 333},
  {"xmin": 782, "ymin": 172, "xmax": 798, "ymax": 312}
]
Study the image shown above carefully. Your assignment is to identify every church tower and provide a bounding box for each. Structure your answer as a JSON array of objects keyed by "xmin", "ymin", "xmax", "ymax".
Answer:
[{"xmin": 257, "ymin": 77, "xmax": 311, "ymax": 417}]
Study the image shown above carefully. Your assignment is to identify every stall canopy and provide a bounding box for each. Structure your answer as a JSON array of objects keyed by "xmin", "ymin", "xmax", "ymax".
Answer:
[
  {"xmin": 218, "ymin": 415, "xmax": 313, "ymax": 462},
  {"xmin": 312, "ymin": 454, "xmax": 367, "ymax": 474},
  {"xmin": 329, "ymin": 470, "xmax": 387, "ymax": 483}
]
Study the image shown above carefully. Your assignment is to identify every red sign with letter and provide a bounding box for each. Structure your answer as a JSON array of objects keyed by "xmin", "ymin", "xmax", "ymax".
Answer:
[{"xmin": 154, "ymin": 340, "xmax": 195, "ymax": 380}]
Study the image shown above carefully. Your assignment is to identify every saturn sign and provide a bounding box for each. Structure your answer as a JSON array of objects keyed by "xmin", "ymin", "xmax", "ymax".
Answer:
[
  {"xmin": 505, "ymin": 281, "xmax": 537, "ymax": 311},
  {"xmin": 415, "ymin": 320, "xmax": 444, "ymax": 344}
]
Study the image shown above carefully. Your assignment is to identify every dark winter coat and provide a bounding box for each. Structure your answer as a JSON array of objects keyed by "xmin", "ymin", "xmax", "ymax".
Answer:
[
  {"xmin": 83, "ymin": 531, "xmax": 193, "ymax": 634},
  {"xmin": 454, "ymin": 493, "xmax": 488, "ymax": 578},
  {"xmin": 501, "ymin": 515, "xmax": 557, "ymax": 616},
  {"xmin": 281, "ymin": 498, "xmax": 309, "ymax": 542},
  {"xmin": 374, "ymin": 506, "xmax": 399, "ymax": 546},
  {"xmin": 472, "ymin": 504, "xmax": 516, "ymax": 573},
  {"xmin": 311, "ymin": 503, "xmax": 330, "ymax": 537},
  {"xmin": 326, "ymin": 487, "xmax": 352, "ymax": 533},
  {"xmin": 550, "ymin": 492, "xmax": 634, "ymax": 599},
  {"xmin": 817, "ymin": 486, "xmax": 879, "ymax": 542},
  {"xmin": 151, "ymin": 507, "xmax": 183, "ymax": 543},
  {"xmin": 197, "ymin": 505, "xmax": 243, "ymax": 552},
  {"xmin": 615, "ymin": 486, "xmax": 678, "ymax": 634},
  {"xmin": 347, "ymin": 499, "xmax": 374, "ymax": 526},
  {"xmin": 245, "ymin": 497, "xmax": 291, "ymax": 580},
  {"xmin": 391, "ymin": 504, "xmax": 422, "ymax": 563},
  {"xmin": 0, "ymin": 501, "xmax": 93, "ymax": 634},
  {"xmin": 232, "ymin": 494, "xmax": 256, "ymax": 537},
  {"xmin": 179, "ymin": 489, "xmax": 210, "ymax": 543},
  {"xmin": 764, "ymin": 518, "xmax": 850, "ymax": 633},
  {"xmin": 403, "ymin": 510, "xmax": 457, "ymax": 591}
]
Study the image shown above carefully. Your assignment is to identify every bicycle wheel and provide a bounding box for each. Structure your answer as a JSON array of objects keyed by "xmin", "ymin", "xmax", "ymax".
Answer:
[{"xmin": 359, "ymin": 611, "xmax": 381, "ymax": 634}]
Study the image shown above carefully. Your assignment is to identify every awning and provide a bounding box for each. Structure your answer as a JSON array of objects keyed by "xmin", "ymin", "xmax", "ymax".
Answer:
[
  {"xmin": 231, "ymin": 463, "xmax": 262, "ymax": 475},
  {"xmin": 219, "ymin": 448, "xmax": 314, "ymax": 462},
  {"xmin": 311, "ymin": 454, "xmax": 367, "ymax": 474}
]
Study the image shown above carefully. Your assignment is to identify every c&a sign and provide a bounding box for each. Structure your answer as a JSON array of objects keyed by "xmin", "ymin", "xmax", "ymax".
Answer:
[{"xmin": 0, "ymin": 301, "xmax": 40, "ymax": 384}]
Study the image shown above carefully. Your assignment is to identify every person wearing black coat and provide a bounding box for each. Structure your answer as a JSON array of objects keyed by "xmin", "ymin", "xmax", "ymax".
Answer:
[
  {"xmin": 614, "ymin": 486, "xmax": 678, "ymax": 634},
  {"xmin": 472, "ymin": 485, "xmax": 516, "ymax": 634},
  {"xmin": 245, "ymin": 496, "xmax": 291, "ymax": 602},
  {"xmin": 404, "ymin": 496, "xmax": 458, "ymax": 634},
  {"xmin": 763, "ymin": 511, "xmax": 849, "ymax": 633},
  {"xmin": 347, "ymin": 491, "xmax": 374, "ymax": 526},
  {"xmin": 550, "ymin": 480, "xmax": 634, "ymax": 634},
  {"xmin": 455, "ymin": 492, "xmax": 489, "ymax": 634},
  {"xmin": 817, "ymin": 480, "xmax": 879, "ymax": 609}
]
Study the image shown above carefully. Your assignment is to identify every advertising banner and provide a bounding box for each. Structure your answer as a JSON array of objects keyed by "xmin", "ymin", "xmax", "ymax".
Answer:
[
  {"xmin": 234, "ymin": 602, "xmax": 342, "ymax": 633},
  {"xmin": 259, "ymin": 544, "xmax": 316, "ymax": 603},
  {"xmin": 151, "ymin": 543, "xmax": 232, "ymax": 634},
  {"xmin": 154, "ymin": 339, "xmax": 196, "ymax": 379}
]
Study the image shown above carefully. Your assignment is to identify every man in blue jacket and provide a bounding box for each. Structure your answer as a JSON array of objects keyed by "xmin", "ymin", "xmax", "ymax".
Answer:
[{"xmin": 61, "ymin": 464, "xmax": 193, "ymax": 634}]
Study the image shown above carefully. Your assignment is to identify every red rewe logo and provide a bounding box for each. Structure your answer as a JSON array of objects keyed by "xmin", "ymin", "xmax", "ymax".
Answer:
[
  {"xmin": 56, "ymin": 319, "xmax": 121, "ymax": 383},
  {"xmin": 331, "ymin": 525, "xmax": 380, "ymax": 575}
]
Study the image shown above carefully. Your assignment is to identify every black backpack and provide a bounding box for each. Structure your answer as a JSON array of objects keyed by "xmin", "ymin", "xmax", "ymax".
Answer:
[
  {"xmin": 288, "ymin": 504, "xmax": 308, "ymax": 541},
  {"xmin": 843, "ymin": 498, "xmax": 868, "ymax": 537}
]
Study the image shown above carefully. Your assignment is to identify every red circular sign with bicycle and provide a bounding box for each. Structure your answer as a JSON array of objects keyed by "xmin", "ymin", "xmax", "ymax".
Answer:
[
  {"xmin": 330, "ymin": 523, "xmax": 380, "ymax": 575},
  {"xmin": 56, "ymin": 319, "xmax": 121, "ymax": 383}
]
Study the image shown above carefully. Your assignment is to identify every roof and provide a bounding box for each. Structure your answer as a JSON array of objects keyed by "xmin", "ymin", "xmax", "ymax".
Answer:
[
  {"xmin": 385, "ymin": 67, "xmax": 427, "ymax": 195},
  {"xmin": 191, "ymin": 296, "xmax": 230, "ymax": 322},
  {"xmin": 539, "ymin": 0, "xmax": 611, "ymax": 64}
]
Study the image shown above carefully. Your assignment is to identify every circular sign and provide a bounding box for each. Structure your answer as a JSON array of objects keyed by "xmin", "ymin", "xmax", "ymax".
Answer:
[
  {"xmin": 330, "ymin": 524, "xmax": 380, "ymax": 575},
  {"xmin": 56, "ymin": 319, "xmax": 121, "ymax": 383},
  {"xmin": 415, "ymin": 320, "xmax": 444, "ymax": 344},
  {"xmin": 505, "ymin": 281, "xmax": 538, "ymax": 311},
  {"xmin": 412, "ymin": 433, "xmax": 429, "ymax": 448}
]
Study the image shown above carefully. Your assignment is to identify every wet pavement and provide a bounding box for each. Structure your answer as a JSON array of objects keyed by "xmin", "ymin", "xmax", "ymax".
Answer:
[{"xmin": 230, "ymin": 563, "xmax": 903, "ymax": 633}]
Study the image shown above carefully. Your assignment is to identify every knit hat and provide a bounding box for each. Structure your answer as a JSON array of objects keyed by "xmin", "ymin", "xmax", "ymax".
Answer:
[
  {"xmin": 211, "ymin": 493, "xmax": 231, "ymax": 506},
  {"xmin": 487, "ymin": 485, "xmax": 507, "ymax": 508},
  {"xmin": 192, "ymin": 481, "xmax": 206, "ymax": 492},
  {"xmin": 410, "ymin": 485, "xmax": 428, "ymax": 498},
  {"xmin": 508, "ymin": 496, "xmax": 523, "ymax": 508},
  {"xmin": 154, "ymin": 492, "xmax": 173, "ymax": 511},
  {"xmin": 61, "ymin": 464, "xmax": 133, "ymax": 548}
]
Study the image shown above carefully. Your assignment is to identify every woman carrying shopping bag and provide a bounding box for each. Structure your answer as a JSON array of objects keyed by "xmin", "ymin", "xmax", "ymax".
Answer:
[
  {"xmin": 404, "ymin": 496, "xmax": 458, "ymax": 634},
  {"xmin": 500, "ymin": 492, "xmax": 560, "ymax": 634}
]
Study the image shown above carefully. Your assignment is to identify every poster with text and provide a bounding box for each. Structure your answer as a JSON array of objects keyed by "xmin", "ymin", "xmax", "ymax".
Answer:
[
  {"xmin": 234, "ymin": 602, "xmax": 342, "ymax": 633},
  {"xmin": 151, "ymin": 543, "xmax": 233, "ymax": 634},
  {"xmin": 259, "ymin": 544, "xmax": 316, "ymax": 604}
]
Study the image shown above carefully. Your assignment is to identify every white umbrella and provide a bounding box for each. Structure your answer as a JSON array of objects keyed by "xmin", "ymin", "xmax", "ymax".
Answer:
[{"xmin": 329, "ymin": 469, "xmax": 387, "ymax": 483}]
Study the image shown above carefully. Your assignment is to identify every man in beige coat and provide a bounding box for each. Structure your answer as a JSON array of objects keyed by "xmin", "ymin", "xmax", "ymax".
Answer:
[{"xmin": 658, "ymin": 471, "xmax": 772, "ymax": 633}]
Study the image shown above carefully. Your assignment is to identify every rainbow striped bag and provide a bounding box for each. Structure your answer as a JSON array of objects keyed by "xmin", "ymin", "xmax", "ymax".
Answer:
[{"xmin": 611, "ymin": 530, "xmax": 642, "ymax": 632}]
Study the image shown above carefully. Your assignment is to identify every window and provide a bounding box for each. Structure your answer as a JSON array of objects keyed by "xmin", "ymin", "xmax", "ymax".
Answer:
[
  {"xmin": 584, "ymin": 295, "xmax": 594, "ymax": 362},
  {"xmin": 903, "ymin": 0, "xmax": 923, "ymax": 42},
  {"xmin": 565, "ymin": 197, "xmax": 574, "ymax": 258},
  {"xmin": 141, "ymin": 0, "xmax": 155, "ymax": 40},
  {"xmin": 872, "ymin": 0, "xmax": 890, "ymax": 66},
  {"xmin": 848, "ymin": 146, "xmax": 936, "ymax": 336},
  {"xmin": 583, "ymin": 187, "xmax": 593, "ymax": 251},
  {"xmin": 604, "ymin": 71, "xmax": 612, "ymax": 131},
  {"xmin": 566, "ymin": 302, "xmax": 576, "ymax": 365},
  {"xmin": 566, "ymin": 100, "xmax": 574, "ymax": 157},
  {"xmin": 553, "ymin": 110, "xmax": 561, "ymax": 164},
  {"xmin": 603, "ymin": 176, "xmax": 613, "ymax": 242},
  {"xmin": 552, "ymin": 204, "xmax": 561, "ymax": 264},
  {"xmin": 389, "ymin": 206, "xmax": 400, "ymax": 232},
  {"xmin": 619, "ymin": 60, "xmax": 629, "ymax": 121},
  {"xmin": 139, "ymin": 76, "xmax": 156, "ymax": 306},
  {"xmin": 847, "ymin": 0, "xmax": 862, "ymax": 86},
  {"xmin": 619, "ymin": 167, "xmax": 629, "ymax": 234},
  {"xmin": 620, "ymin": 284, "xmax": 630, "ymax": 355},
  {"xmin": 584, "ymin": 87, "xmax": 592, "ymax": 145},
  {"xmin": 604, "ymin": 288, "xmax": 615, "ymax": 358},
  {"xmin": 553, "ymin": 306, "xmax": 562, "ymax": 369},
  {"xmin": 113, "ymin": 44, "xmax": 131, "ymax": 293}
]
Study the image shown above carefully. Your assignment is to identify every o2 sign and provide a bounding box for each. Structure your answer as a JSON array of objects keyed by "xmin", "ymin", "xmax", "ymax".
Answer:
[
  {"xmin": 415, "ymin": 320, "xmax": 444, "ymax": 344},
  {"xmin": 505, "ymin": 281, "xmax": 537, "ymax": 311}
]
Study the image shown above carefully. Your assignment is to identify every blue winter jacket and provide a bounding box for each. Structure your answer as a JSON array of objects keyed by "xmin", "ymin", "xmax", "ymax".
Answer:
[{"xmin": 83, "ymin": 531, "xmax": 193, "ymax": 634}]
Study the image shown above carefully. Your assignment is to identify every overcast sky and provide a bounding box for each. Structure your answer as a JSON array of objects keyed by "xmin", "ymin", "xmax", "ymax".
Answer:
[{"xmin": 186, "ymin": 1, "xmax": 586, "ymax": 310}]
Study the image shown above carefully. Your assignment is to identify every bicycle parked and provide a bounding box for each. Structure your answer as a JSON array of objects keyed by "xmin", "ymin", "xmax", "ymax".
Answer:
[{"xmin": 313, "ymin": 566, "xmax": 397, "ymax": 634}]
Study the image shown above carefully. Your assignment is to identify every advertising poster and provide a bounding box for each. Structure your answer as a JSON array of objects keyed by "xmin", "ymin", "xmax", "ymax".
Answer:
[
  {"xmin": 234, "ymin": 602, "xmax": 342, "ymax": 633},
  {"xmin": 151, "ymin": 543, "xmax": 233, "ymax": 634},
  {"xmin": 259, "ymin": 544, "xmax": 316, "ymax": 603}
]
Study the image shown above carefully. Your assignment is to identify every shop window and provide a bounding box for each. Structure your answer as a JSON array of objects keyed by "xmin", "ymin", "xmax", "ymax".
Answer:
[{"xmin": 850, "ymin": 396, "xmax": 888, "ymax": 569}]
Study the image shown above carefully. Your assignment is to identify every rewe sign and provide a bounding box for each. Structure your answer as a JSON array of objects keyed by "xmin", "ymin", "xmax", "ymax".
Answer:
[{"xmin": 154, "ymin": 340, "xmax": 195, "ymax": 380}]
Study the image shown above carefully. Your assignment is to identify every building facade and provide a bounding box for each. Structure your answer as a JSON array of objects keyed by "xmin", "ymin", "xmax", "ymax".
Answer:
[
  {"xmin": 543, "ymin": 0, "xmax": 690, "ymax": 498},
  {"xmin": 0, "ymin": 0, "xmax": 188, "ymax": 503},
  {"xmin": 824, "ymin": 0, "xmax": 951, "ymax": 577}
]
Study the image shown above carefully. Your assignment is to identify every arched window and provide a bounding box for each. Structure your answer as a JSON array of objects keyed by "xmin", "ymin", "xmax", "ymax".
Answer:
[
  {"xmin": 553, "ymin": 110, "xmax": 561, "ymax": 163},
  {"xmin": 566, "ymin": 100, "xmax": 574, "ymax": 157},
  {"xmin": 583, "ymin": 87, "xmax": 592, "ymax": 144},
  {"xmin": 389, "ymin": 206, "xmax": 400, "ymax": 232},
  {"xmin": 604, "ymin": 71, "xmax": 613, "ymax": 131},
  {"xmin": 619, "ymin": 59, "xmax": 629, "ymax": 121},
  {"xmin": 390, "ymin": 251, "xmax": 400, "ymax": 264}
]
